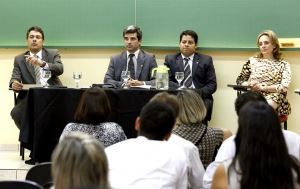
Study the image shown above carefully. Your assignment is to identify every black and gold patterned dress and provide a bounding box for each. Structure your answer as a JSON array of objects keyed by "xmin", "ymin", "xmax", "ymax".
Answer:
[{"xmin": 236, "ymin": 57, "xmax": 291, "ymax": 115}]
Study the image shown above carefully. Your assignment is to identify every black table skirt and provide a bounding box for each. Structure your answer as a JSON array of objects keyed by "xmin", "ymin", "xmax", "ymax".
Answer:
[{"xmin": 19, "ymin": 88, "xmax": 176, "ymax": 162}]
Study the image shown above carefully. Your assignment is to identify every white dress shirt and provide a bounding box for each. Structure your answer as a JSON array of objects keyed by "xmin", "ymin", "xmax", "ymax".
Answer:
[
  {"xmin": 203, "ymin": 130, "xmax": 300, "ymax": 189},
  {"xmin": 105, "ymin": 136, "xmax": 188, "ymax": 189},
  {"xmin": 168, "ymin": 134, "xmax": 205, "ymax": 189}
]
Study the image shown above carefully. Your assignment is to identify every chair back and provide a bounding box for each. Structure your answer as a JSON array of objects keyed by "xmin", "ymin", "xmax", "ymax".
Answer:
[
  {"xmin": 0, "ymin": 180, "xmax": 43, "ymax": 189},
  {"xmin": 26, "ymin": 162, "xmax": 53, "ymax": 189}
]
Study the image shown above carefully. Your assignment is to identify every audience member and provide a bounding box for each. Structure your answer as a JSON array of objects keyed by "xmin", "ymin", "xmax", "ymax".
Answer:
[
  {"xmin": 52, "ymin": 132, "xmax": 110, "ymax": 189},
  {"xmin": 60, "ymin": 86, "xmax": 127, "ymax": 147},
  {"xmin": 211, "ymin": 101, "xmax": 300, "ymax": 189},
  {"xmin": 150, "ymin": 92, "xmax": 205, "ymax": 188},
  {"xmin": 173, "ymin": 90, "xmax": 231, "ymax": 168},
  {"xmin": 204, "ymin": 91, "xmax": 300, "ymax": 189},
  {"xmin": 10, "ymin": 26, "xmax": 64, "ymax": 129},
  {"xmin": 236, "ymin": 30, "xmax": 291, "ymax": 115},
  {"xmin": 104, "ymin": 25, "xmax": 157, "ymax": 88},
  {"xmin": 164, "ymin": 30, "xmax": 217, "ymax": 124},
  {"xmin": 105, "ymin": 101, "xmax": 188, "ymax": 189}
]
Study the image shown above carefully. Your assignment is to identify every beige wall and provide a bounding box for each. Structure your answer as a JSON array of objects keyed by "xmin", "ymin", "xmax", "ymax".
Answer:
[{"xmin": 1, "ymin": 48, "xmax": 299, "ymax": 145}]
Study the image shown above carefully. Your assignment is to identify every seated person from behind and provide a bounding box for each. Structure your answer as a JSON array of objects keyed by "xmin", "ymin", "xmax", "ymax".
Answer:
[
  {"xmin": 10, "ymin": 26, "xmax": 64, "ymax": 129},
  {"xmin": 150, "ymin": 92, "xmax": 205, "ymax": 189},
  {"xmin": 211, "ymin": 102, "xmax": 300, "ymax": 189},
  {"xmin": 103, "ymin": 25, "xmax": 157, "ymax": 88},
  {"xmin": 52, "ymin": 132, "xmax": 111, "ymax": 189},
  {"xmin": 105, "ymin": 101, "xmax": 189, "ymax": 189},
  {"xmin": 60, "ymin": 86, "xmax": 127, "ymax": 147},
  {"xmin": 203, "ymin": 91, "xmax": 300, "ymax": 189},
  {"xmin": 164, "ymin": 30, "xmax": 217, "ymax": 124},
  {"xmin": 236, "ymin": 30, "xmax": 291, "ymax": 116},
  {"xmin": 173, "ymin": 90, "xmax": 231, "ymax": 169}
]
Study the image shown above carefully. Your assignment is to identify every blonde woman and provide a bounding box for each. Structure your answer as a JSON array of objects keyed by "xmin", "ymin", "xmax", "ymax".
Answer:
[
  {"xmin": 51, "ymin": 132, "xmax": 110, "ymax": 189},
  {"xmin": 173, "ymin": 90, "xmax": 231, "ymax": 168},
  {"xmin": 236, "ymin": 30, "xmax": 291, "ymax": 116}
]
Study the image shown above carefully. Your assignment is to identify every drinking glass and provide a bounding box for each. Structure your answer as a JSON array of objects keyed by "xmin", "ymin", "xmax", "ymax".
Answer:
[
  {"xmin": 73, "ymin": 72, "xmax": 82, "ymax": 88},
  {"xmin": 175, "ymin": 72, "xmax": 184, "ymax": 89},
  {"xmin": 41, "ymin": 69, "xmax": 51, "ymax": 87},
  {"xmin": 121, "ymin": 71, "xmax": 130, "ymax": 88}
]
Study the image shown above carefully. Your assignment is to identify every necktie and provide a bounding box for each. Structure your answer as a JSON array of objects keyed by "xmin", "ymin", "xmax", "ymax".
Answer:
[
  {"xmin": 128, "ymin": 54, "xmax": 135, "ymax": 79},
  {"xmin": 183, "ymin": 58, "xmax": 192, "ymax": 88},
  {"xmin": 34, "ymin": 55, "xmax": 41, "ymax": 84}
]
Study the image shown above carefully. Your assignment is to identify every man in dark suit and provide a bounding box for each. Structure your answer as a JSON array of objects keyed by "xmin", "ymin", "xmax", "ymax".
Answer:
[
  {"xmin": 10, "ymin": 26, "xmax": 64, "ymax": 130},
  {"xmin": 164, "ymin": 30, "xmax": 217, "ymax": 124},
  {"xmin": 104, "ymin": 25, "xmax": 157, "ymax": 88}
]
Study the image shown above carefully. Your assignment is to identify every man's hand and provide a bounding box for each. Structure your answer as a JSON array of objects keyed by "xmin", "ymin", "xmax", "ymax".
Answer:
[
  {"xmin": 127, "ymin": 79, "xmax": 143, "ymax": 86},
  {"xmin": 24, "ymin": 55, "xmax": 43, "ymax": 67},
  {"xmin": 11, "ymin": 80, "xmax": 23, "ymax": 91}
]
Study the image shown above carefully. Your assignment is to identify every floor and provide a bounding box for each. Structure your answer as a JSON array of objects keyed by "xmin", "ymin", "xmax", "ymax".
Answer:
[{"xmin": 0, "ymin": 144, "xmax": 33, "ymax": 180}]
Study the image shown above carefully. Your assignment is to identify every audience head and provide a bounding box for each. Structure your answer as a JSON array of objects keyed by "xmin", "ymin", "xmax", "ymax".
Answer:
[
  {"xmin": 234, "ymin": 91, "xmax": 267, "ymax": 114},
  {"xmin": 74, "ymin": 86, "xmax": 111, "ymax": 125},
  {"xmin": 179, "ymin": 30, "xmax": 198, "ymax": 57},
  {"xmin": 136, "ymin": 101, "xmax": 176, "ymax": 140},
  {"xmin": 51, "ymin": 132, "xmax": 110, "ymax": 189},
  {"xmin": 149, "ymin": 92, "xmax": 179, "ymax": 117},
  {"xmin": 256, "ymin": 30, "xmax": 281, "ymax": 60},
  {"xmin": 176, "ymin": 90, "xmax": 206, "ymax": 125},
  {"xmin": 231, "ymin": 101, "xmax": 298, "ymax": 189},
  {"xmin": 26, "ymin": 26, "xmax": 44, "ymax": 53}
]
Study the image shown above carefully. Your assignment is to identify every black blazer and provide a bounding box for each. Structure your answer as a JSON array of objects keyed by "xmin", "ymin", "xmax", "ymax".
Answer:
[{"xmin": 164, "ymin": 52, "xmax": 217, "ymax": 121}]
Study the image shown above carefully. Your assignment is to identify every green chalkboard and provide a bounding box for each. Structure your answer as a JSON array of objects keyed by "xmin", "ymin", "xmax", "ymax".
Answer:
[
  {"xmin": 0, "ymin": 0, "xmax": 134, "ymax": 47},
  {"xmin": 137, "ymin": 0, "xmax": 300, "ymax": 48},
  {"xmin": 1, "ymin": 0, "xmax": 299, "ymax": 48}
]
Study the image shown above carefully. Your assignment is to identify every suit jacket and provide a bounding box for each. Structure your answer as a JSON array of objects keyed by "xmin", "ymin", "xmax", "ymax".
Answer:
[
  {"xmin": 104, "ymin": 50, "xmax": 157, "ymax": 87},
  {"xmin": 10, "ymin": 48, "xmax": 63, "ymax": 87},
  {"xmin": 10, "ymin": 48, "xmax": 63, "ymax": 102},
  {"xmin": 164, "ymin": 52, "xmax": 217, "ymax": 121}
]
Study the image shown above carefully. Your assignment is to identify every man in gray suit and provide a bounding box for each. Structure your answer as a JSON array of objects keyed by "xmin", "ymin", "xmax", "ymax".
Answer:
[
  {"xmin": 104, "ymin": 25, "xmax": 157, "ymax": 88},
  {"xmin": 10, "ymin": 26, "xmax": 64, "ymax": 130}
]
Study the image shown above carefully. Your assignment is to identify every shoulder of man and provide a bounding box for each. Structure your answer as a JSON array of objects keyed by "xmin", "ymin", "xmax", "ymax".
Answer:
[
  {"xmin": 111, "ymin": 51, "xmax": 126, "ymax": 60},
  {"xmin": 43, "ymin": 48, "xmax": 59, "ymax": 54},
  {"xmin": 165, "ymin": 53, "xmax": 181, "ymax": 61},
  {"xmin": 139, "ymin": 49, "xmax": 156, "ymax": 58},
  {"xmin": 194, "ymin": 52, "xmax": 212, "ymax": 60},
  {"xmin": 15, "ymin": 51, "xmax": 30, "ymax": 60}
]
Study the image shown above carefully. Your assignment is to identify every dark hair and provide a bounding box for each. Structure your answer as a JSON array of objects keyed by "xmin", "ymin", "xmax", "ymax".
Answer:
[
  {"xmin": 180, "ymin": 30, "xmax": 198, "ymax": 44},
  {"xmin": 138, "ymin": 101, "xmax": 176, "ymax": 140},
  {"xmin": 230, "ymin": 101, "xmax": 300, "ymax": 189},
  {"xmin": 234, "ymin": 91, "xmax": 267, "ymax": 114},
  {"xmin": 74, "ymin": 87, "xmax": 111, "ymax": 125},
  {"xmin": 150, "ymin": 92, "xmax": 179, "ymax": 117},
  {"xmin": 26, "ymin": 26, "xmax": 45, "ymax": 40},
  {"xmin": 123, "ymin": 25, "xmax": 142, "ymax": 41}
]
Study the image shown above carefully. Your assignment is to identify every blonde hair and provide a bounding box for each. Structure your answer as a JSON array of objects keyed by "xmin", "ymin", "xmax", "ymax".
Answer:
[
  {"xmin": 177, "ymin": 90, "xmax": 207, "ymax": 125},
  {"xmin": 256, "ymin": 30, "xmax": 282, "ymax": 60},
  {"xmin": 51, "ymin": 132, "xmax": 110, "ymax": 189}
]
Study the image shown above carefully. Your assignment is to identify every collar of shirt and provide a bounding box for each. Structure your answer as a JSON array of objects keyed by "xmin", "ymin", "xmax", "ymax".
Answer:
[
  {"xmin": 30, "ymin": 50, "xmax": 43, "ymax": 59},
  {"xmin": 127, "ymin": 49, "xmax": 140, "ymax": 59},
  {"xmin": 181, "ymin": 53, "xmax": 194, "ymax": 63}
]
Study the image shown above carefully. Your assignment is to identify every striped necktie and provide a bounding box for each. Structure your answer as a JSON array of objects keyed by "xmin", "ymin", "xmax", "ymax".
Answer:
[
  {"xmin": 34, "ymin": 55, "xmax": 41, "ymax": 84},
  {"xmin": 128, "ymin": 54, "xmax": 135, "ymax": 79},
  {"xmin": 183, "ymin": 58, "xmax": 192, "ymax": 88}
]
